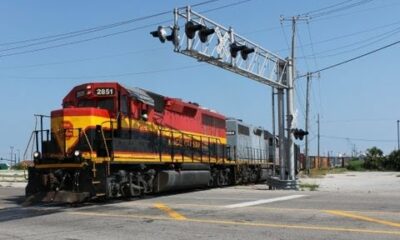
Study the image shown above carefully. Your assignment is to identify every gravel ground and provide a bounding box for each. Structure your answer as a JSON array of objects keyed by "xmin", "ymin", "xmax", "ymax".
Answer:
[{"xmin": 299, "ymin": 171, "xmax": 400, "ymax": 193}]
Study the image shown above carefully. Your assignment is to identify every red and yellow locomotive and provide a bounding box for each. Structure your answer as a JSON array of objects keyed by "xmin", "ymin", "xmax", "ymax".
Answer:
[{"xmin": 26, "ymin": 82, "xmax": 269, "ymax": 202}]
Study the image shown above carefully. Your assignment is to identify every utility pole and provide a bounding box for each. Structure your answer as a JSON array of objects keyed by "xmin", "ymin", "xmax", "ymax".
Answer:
[
  {"xmin": 277, "ymin": 88, "xmax": 286, "ymax": 180},
  {"xmin": 317, "ymin": 114, "xmax": 320, "ymax": 169},
  {"xmin": 305, "ymin": 73, "xmax": 311, "ymax": 174},
  {"xmin": 17, "ymin": 149, "xmax": 20, "ymax": 164},
  {"xmin": 10, "ymin": 146, "xmax": 14, "ymax": 167},
  {"xmin": 286, "ymin": 17, "xmax": 296, "ymax": 181},
  {"xmin": 271, "ymin": 87, "xmax": 276, "ymax": 176},
  {"xmin": 281, "ymin": 15, "xmax": 308, "ymax": 180},
  {"xmin": 397, "ymin": 120, "xmax": 399, "ymax": 150}
]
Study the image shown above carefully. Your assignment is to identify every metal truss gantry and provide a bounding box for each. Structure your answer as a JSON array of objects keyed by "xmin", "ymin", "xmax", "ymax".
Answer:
[
  {"xmin": 173, "ymin": 7, "xmax": 288, "ymax": 90},
  {"xmin": 151, "ymin": 6, "xmax": 297, "ymax": 186}
]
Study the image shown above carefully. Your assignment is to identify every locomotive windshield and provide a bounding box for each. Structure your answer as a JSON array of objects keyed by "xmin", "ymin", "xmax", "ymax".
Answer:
[
  {"xmin": 62, "ymin": 97, "xmax": 115, "ymax": 112},
  {"xmin": 76, "ymin": 98, "xmax": 115, "ymax": 112}
]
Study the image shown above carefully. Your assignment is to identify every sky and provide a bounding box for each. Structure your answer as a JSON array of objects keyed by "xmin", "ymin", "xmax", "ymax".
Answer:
[{"xmin": 1, "ymin": 0, "xmax": 400, "ymax": 161}]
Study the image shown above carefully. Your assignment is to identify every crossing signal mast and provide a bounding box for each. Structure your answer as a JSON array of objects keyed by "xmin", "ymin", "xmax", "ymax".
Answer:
[{"xmin": 150, "ymin": 6, "xmax": 303, "ymax": 187}]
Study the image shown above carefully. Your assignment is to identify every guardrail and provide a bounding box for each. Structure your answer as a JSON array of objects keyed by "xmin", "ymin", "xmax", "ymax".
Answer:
[{"xmin": 0, "ymin": 170, "xmax": 27, "ymax": 183}]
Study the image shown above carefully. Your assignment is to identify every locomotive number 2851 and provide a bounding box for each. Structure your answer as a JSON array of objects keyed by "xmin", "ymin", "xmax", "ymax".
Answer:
[{"xmin": 95, "ymin": 88, "xmax": 115, "ymax": 96}]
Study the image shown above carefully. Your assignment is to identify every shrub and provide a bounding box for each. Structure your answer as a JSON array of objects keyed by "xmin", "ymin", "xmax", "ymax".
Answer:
[{"xmin": 347, "ymin": 160, "xmax": 365, "ymax": 171}]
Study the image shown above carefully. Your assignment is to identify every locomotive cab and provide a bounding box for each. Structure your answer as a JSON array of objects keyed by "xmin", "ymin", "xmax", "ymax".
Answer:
[{"xmin": 44, "ymin": 83, "xmax": 122, "ymax": 161}]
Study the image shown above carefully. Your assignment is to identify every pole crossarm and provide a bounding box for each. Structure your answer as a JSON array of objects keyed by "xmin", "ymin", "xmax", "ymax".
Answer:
[{"xmin": 173, "ymin": 7, "xmax": 289, "ymax": 89}]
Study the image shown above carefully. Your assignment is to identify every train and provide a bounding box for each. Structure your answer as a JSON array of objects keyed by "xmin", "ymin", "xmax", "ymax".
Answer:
[{"xmin": 26, "ymin": 82, "xmax": 280, "ymax": 203}]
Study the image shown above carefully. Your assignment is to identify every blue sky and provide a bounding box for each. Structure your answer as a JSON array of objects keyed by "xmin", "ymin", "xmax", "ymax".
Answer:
[{"xmin": 1, "ymin": 0, "xmax": 400, "ymax": 161}]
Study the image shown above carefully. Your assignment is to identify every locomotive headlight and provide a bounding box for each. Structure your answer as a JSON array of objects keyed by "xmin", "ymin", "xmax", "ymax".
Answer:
[
  {"xmin": 74, "ymin": 150, "xmax": 81, "ymax": 157},
  {"xmin": 33, "ymin": 151, "xmax": 41, "ymax": 159}
]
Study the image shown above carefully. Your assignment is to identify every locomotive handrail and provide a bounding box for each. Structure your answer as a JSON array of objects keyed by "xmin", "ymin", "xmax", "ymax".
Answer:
[
  {"xmin": 99, "ymin": 120, "xmax": 115, "ymax": 160},
  {"xmin": 99, "ymin": 127, "xmax": 111, "ymax": 161},
  {"xmin": 156, "ymin": 127, "xmax": 223, "ymax": 164},
  {"xmin": 81, "ymin": 129, "xmax": 94, "ymax": 158}
]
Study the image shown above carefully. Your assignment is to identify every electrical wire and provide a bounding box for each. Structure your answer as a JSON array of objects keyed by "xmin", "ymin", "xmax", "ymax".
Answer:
[
  {"xmin": 0, "ymin": 0, "xmax": 219, "ymax": 48},
  {"xmin": 310, "ymin": 1, "xmax": 400, "ymax": 23},
  {"xmin": 300, "ymin": 25, "xmax": 400, "ymax": 59},
  {"xmin": 304, "ymin": 0, "xmax": 374, "ymax": 19},
  {"xmin": 0, "ymin": 47, "xmax": 166, "ymax": 70},
  {"xmin": 305, "ymin": 22, "xmax": 319, "ymax": 69},
  {"xmin": 322, "ymin": 118, "xmax": 395, "ymax": 124},
  {"xmin": 200, "ymin": 0, "xmax": 252, "ymax": 13},
  {"xmin": 301, "ymin": 0, "xmax": 355, "ymax": 16},
  {"xmin": 0, "ymin": 11, "xmax": 171, "ymax": 48},
  {"xmin": 0, "ymin": 0, "xmax": 250, "ymax": 59},
  {"xmin": 1, "ymin": 64, "xmax": 205, "ymax": 80},
  {"xmin": 0, "ymin": 20, "xmax": 170, "ymax": 58},
  {"xmin": 298, "ymin": 39, "xmax": 400, "ymax": 78},
  {"xmin": 275, "ymin": 19, "xmax": 400, "ymax": 54},
  {"xmin": 321, "ymin": 134, "xmax": 396, "ymax": 143}
]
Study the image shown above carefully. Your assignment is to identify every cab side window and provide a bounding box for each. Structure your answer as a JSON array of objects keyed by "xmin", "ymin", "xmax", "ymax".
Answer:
[{"xmin": 120, "ymin": 95, "xmax": 128, "ymax": 115}]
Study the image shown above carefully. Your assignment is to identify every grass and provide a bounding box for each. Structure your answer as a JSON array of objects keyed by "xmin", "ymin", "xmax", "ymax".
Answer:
[
  {"xmin": 346, "ymin": 160, "xmax": 365, "ymax": 171},
  {"xmin": 307, "ymin": 168, "xmax": 347, "ymax": 178},
  {"xmin": 299, "ymin": 183, "xmax": 319, "ymax": 191}
]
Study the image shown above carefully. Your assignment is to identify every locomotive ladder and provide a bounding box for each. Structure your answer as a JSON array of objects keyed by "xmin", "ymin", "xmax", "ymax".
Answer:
[{"xmin": 92, "ymin": 126, "xmax": 112, "ymax": 198}]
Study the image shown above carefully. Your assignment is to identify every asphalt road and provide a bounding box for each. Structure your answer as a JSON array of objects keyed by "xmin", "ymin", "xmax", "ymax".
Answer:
[{"xmin": 1, "ymin": 184, "xmax": 400, "ymax": 240}]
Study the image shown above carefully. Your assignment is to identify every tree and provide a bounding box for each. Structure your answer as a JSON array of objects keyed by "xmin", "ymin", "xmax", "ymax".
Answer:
[
  {"xmin": 385, "ymin": 150, "xmax": 400, "ymax": 171},
  {"xmin": 364, "ymin": 147, "xmax": 385, "ymax": 170}
]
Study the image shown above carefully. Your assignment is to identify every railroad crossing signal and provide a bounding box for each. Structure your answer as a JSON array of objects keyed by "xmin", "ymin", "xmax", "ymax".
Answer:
[
  {"xmin": 150, "ymin": 26, "xmax": 180, "ymax": 48},
  {"xmin": 292, "ymin": 128, "xmax": 309, "ymax": 140}
]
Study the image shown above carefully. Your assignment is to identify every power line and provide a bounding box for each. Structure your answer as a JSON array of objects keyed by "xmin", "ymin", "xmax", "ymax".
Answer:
[
  {"xmin": 0, "ymin": 0, "xmax": 248, "ymax": 59},
  {"xmin": 0, "ymin": 64, "xmax": 205, "ymax": 80},
  {"xmin": 298, "ymin": 39, "xmax": 400, "ymax": 77},
  {"xmin": 300, "ymin": 25, "xmax": 400, "ymax": 59},
  {"xmin": 200, "ymin": 0, "xmax": 252, "ymax": 13},
  {"xmin": 301, "ymin": 0, "xmax": 355, "ymax": 16},
  {"xmin": 275, "ymin": 19, "xmax": 400, "ymax": 54},
  {"xmin": 321, "ymin": 134, "xmax": 396, "ymax": 143},
  {"xmin": 309, "ymin": 1, "xmax": 400, "ymax": 23},
  {"xmin": 305, "ymin": 22, "xmax": 319, "ymax": 70},
  {"xmin": 304, "ymin": 0, "xmax": 374, "ymax": 19},
  {"xmin": 0, "ymin": 0, "xmax": 219, "ymax": 48},
  {"xmin": 0, "ymin": 47, "xmax": 166, "ymax": 70},
  {"xmin": 0, "ymin": 12, "xmax": 171, "ymax": 48},
  {"xmin": 0, "ymin": 20, "xmax": 169, "ymax": 58},
  {"xmin": 322, "ymin": 118, "xmax": 395, "ymax": 124}
]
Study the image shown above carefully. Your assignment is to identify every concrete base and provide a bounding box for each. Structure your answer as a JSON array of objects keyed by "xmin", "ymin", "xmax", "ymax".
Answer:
[{"xmin": 266, "ymin": 176, "xmax": 298, "ymax": 190}]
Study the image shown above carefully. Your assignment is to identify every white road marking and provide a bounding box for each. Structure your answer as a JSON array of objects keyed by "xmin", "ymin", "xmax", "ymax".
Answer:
[{"xmin": 224, "ymin": 195, "xmax": 307, "ymax": 208}]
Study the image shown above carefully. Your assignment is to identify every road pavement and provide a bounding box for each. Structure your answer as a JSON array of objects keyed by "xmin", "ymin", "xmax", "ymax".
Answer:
[{"xmin": 0, "ymin": 181, "xmax": 400, "ymax": 240}]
